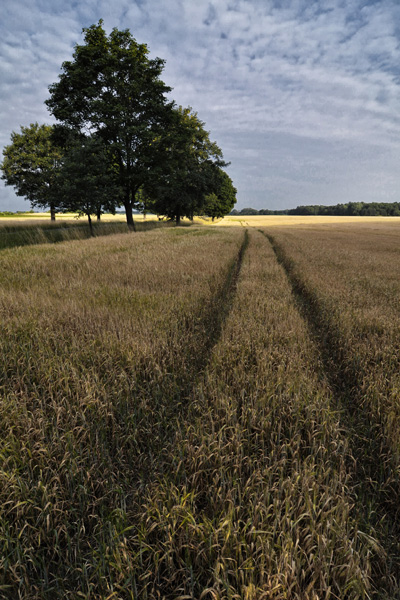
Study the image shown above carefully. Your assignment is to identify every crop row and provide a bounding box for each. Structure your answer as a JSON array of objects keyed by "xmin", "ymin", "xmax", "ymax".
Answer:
[
  {"xmin": 0, "ymin": 227, "xmax": 243, "ymax": 598},
  {"xmin": 131, "ymin": 230, "xmax": 374, "ymax": 599},
  {"xmin": 2, "ymin": 224, "xmax": 393, "ymax": 599},
  {"xmin": 265, "ymin": 225, "xmax": 400, "ymax": 597}
]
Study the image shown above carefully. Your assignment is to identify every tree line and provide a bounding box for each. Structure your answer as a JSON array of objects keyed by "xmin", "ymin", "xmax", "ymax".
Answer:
[
  {"xmin": 232, "ymin": 202, "xmax": 400, "ymax": 217},
  {"xmin": 1, "ymin": 22, "xmax": 236, "ymax": 231}
]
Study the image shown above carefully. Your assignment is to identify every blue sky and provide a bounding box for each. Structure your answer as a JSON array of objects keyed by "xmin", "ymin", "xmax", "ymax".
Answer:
[{"xmin": 1, "ymin": 0, "xmax": 400, "ymax": 211}]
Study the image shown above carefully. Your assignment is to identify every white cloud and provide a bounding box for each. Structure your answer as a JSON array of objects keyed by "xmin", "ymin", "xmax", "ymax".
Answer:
[{"xmin": 1, "ymin": 0, "xmax": 400, "ymax": 210}]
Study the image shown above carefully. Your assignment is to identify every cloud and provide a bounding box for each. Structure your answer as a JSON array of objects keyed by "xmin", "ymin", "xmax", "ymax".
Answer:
[{"xmin": 1, "ymin": 0, "xmax": 400, "ymax": 210}]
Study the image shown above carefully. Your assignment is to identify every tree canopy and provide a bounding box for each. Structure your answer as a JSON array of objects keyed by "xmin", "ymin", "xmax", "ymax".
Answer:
[
  {"xmin": 54, "ymin": 136, "xmax": 121, "ymax": 232},
  {"xmin": 146, "ymin": 107, "xmax": 228, "ymax": 224},
  {"xmin": 2, "ymin": 23, "xmax": 237, "ymax": 226},
  {"xmin": 1, "ymin": 123, "xmax": 62, "ymax": 220},
  {"xmin": 203, "ymin": 168, "xmax": 237, "ymax": 220},
  {"xmin": 46, "ymin": 21, "xmax": 174, "ymax": 229},
  {"xmin": 232, "ymin": 202, "xmax": 400, "ymax": 217}
]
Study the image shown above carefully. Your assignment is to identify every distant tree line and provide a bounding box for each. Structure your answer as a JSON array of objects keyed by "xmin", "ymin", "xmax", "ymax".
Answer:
[
  {"xmin": 1, "ymin": 22, "xmax": 236, "ymax": 230},
  {"xmin": 232, "ymin": 202, "xmax": 400, "ymax": 217}
]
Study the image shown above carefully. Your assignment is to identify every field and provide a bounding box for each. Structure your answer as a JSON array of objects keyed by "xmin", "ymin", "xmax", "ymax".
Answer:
[
  {"xmin": 0, "ymin": 213, "xmax": 128, "ymax": 222},
  {"xmin": 1, "ymin": 218, "xmax": 400, "ymax": 598},
  {"xmin": 217, "ymin": 214, "xmax": 400, "ymax": 228},
  {"xmin": 0, "ymin": 215, "xmax": 165, "ymax": 251}
]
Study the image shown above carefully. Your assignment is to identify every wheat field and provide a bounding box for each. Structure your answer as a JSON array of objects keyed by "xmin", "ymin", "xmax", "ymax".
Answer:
[
  {"xmin": 216, "ymin": 214, "xmax": 400, "ymax": 228},
  {"xmin": 1, "ymin": 220, "xmax": 400, "ymax": 598}
]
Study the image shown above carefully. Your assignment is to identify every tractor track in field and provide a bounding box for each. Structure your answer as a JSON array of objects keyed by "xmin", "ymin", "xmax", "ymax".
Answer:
[
  {"xmin": 136, "ymin": 229, "xmax": 249, "ymax": 480},
  {"xmin": 180, "ymin": 228, "xmax": 249, "ymax": 398},
  {"xmin": 263, "ymin": 229, "xmax": 400, "ymax": 597},
  {"xmin": 201, "ymin": 229, "xmax": 249, "ymax": 357}
]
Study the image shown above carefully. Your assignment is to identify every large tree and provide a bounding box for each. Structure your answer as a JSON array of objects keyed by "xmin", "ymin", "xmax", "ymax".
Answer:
[
  {"xmin": 1, "ymin": 123, "xmax": 62, "ymax": 220},
  {"xmin": 46, "ymin": 21, "xmax": 174, "ymax": 230},
  {"xmin": 146, "ymin": 106, "xmax": 226, "ymax": 224}
]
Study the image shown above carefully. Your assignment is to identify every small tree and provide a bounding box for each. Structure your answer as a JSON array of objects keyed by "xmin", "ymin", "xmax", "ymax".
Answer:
[
  {"xmin": 55, "ymin": 136, "xmax": 121, "ymax": 234},
  {"xmin": 147, "ymin": 107, "xmax": 226, "ymax": 224},
  {"xmin": 135, "ymin": 186, "xmax": 152, "ymax": 220},
  {"xmin": 203, "ymin": 168, "xmax": 237, "ymax": 220},
  {"xmin": 1, "ymin": 123, "xmax": 62, "ymax": 220}
]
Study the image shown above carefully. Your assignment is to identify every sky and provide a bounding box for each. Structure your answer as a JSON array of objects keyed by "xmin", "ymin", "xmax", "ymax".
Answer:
[{"xmin": 1, "ymin": 0, "xmax": 400, "ymax": 211}]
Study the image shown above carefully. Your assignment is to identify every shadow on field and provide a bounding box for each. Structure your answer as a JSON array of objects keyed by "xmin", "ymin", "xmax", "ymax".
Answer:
[
  {"xmin": 138, "ymin": 229, "xmax": 249, "ymax": 466},
  {"xmin": 0, "ymin": 219, "xmax": 170, "ymax": 251},
  {"xmin": 262, "ymin": 229, "xmax": 400, "ymax": 597}
]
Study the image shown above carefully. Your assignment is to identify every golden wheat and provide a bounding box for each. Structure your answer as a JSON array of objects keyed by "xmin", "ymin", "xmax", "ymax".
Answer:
[
  {"xmin": 264, "ymin": 223, "xmax": 400, "ymax": 595},
  {"xmin": 0, "ymin": 227, "xmax": 243, "ymax": 598},
  {"xmin": 1, "ymin": 222, "xmax": 398, "ymax": 598},
  {"xmin": 132, "ymin": 229, "xmax": 373, "ymax": 599}
]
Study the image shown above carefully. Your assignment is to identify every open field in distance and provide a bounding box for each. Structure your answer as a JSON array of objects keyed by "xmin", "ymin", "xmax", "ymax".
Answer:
[
  {"xmin": 3, "ymin": 212, "xmax": 400, "ymax": 233},
  {"xmin": 217, "ymin": 214, "xmax": 400, "ymax": 228},
  {"xmin": 0, "ymin": 212, "xmax": 138, "ymax": 225},
  {"xmin": 1, "ymin": 221, "xmax": 400, "ymax": 598}
]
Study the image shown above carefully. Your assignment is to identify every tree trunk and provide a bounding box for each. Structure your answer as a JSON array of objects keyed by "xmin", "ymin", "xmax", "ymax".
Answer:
[
  {"xmin": 97, "ymin": 208, "xmax": 101, "ymax": 221},
  {"xmin": 176, "ymin": 211, "xmax": 181, "ymax": 226},
  {"xmin": 87, "ymin": 213, "xmax": 94, "ymax": 236},
  {"xmin": 124, "ymin": 202, "xmax": 136, "ymax": 231},
  {"xmin": 50, "ymin": 203, "xmax": 56, "ymax": 222}
]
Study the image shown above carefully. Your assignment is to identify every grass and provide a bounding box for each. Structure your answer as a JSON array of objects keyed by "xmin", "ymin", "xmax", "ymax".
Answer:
[
  {"xmin": 0, "ymin": 219, "xmax": 170, "ymax": 250},
  {"xmin": 1, "ymin": 220, "xmax": 400, "ymax": 597},
  {"xmin": 133, "ymin": 229, "xmax": 373, "ymax": 599},
  {"xmin": 263, "ymin": 223, "xmax": 400, "ymax": 596},
  {"xmin": 0, "ymin": 226, "xmax": 244, "ymax": 598}
]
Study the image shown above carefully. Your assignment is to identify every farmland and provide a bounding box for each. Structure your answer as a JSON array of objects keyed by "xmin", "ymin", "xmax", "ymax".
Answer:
[
  {"xmin": 1, "ymin": 219, "xmax": 400, "ymax": 598},
  {"xmin": 0, "ymin": 216, "xmax": 164, "ymax": 251}
]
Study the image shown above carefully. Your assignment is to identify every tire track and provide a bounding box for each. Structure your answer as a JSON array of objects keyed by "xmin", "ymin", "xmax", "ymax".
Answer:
[
  {"xmin": 177, "ymin": 228, "xmax": 249, "ymax": 405},
  {"xmin": 262, "ymin": 229, "xmax": 400, "ymax": 597},
  {"xmin": 136, "ymin": 229, "xmax": 249, "ymax": 476},
  {"xmin": 199, "ymin": 228, "xmax": 249, "ymax": 364}
]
